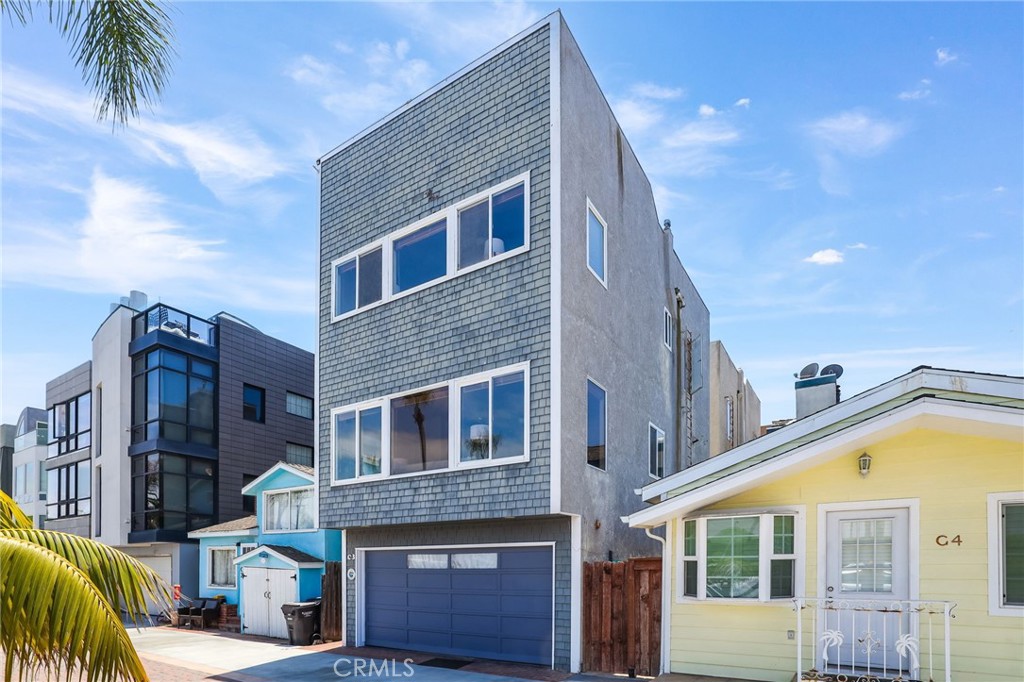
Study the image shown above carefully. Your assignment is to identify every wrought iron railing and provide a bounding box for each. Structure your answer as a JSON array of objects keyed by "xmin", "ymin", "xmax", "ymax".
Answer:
[{"xmin": 793, "ymin": 597, "xmax": 956, "ymax": 682}]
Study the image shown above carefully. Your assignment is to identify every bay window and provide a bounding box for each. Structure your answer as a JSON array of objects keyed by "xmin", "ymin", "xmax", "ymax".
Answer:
[
  {"xmin": 264, "ymin": 488, "xmax": 314, "ymax": 532},
  {"xmin": 679, "ymin": 512, "xmax": 800, "ymax": 602}
]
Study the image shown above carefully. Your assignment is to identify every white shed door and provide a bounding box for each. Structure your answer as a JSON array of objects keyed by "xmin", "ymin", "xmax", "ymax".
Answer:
[{"xmin": 242, "ymin": 567, "xmax": 296, "ymax": 639}]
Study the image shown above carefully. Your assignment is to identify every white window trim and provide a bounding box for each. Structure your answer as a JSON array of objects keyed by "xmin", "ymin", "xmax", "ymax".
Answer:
[
  {"xmin": 239, "ymin": 543, "xmax": 256, "ymax": 556},
  {"xmin": 262, "ymin": 485, "xmax": 317, "ymax": 534},
  {"xmin": 675, "ymin": 506, "xmax": 806, "ymax": 605},
  {"xmin": 329, "ymin": 362, "xmax": 531, "ymax": 487},
  {"xmin": 207, "ymin": 546, "xmax": 238, "ymax": 590},
  {"xmin": 988, "ymin": 491, "xmax": 1024, "ymax": 617},
  {"xmin": 331, "ymin": 172, "xmax": 531, "ymax": 322},
  {"xmin": 663, "ymin": 308, "xmax": 673, "ymax": 351},
  {"xmin": 585, "ymin": 376, "xmax": 608, "ymax": 473},
  {"xmin": 585, "ymin": 199, "xmax": 608, "ymax": 288},
  {"xmin": 648, "ymin": 422, "xmax": 665, "ymax": 480}
]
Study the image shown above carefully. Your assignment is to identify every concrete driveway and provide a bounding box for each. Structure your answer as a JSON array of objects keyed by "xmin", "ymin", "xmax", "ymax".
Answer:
[{"xmin": 129, "ymin": 628, "xmax": 551, "ymax": 682}]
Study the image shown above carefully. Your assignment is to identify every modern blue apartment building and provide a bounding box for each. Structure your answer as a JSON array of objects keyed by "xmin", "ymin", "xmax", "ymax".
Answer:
[{"xmin": 316, "ymin": 13, "xmax": 710, "ymax": 671}]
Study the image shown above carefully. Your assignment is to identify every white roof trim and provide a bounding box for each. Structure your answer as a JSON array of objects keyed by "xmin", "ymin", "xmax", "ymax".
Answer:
[
  {"xmin": 317, "ymin": 12, "xmax": 560, "ymax": 165},
  {"xmin": 233, "ymin": 545, "xmax": 323, "ymax": 569},
  {"xmin": 641, "ymin": 367, "xmax": 1023, "ymax": 502},
  {"xmin": 626, "ymin": 398, "xmax": 1022, "ymax": 529},
  {"xmin": 187, "ymin": 527, "xmax": 257, "ymax": 539},
  {"xmin": 241, "ymin": 462, "xmax": 314, "ymax": 495}
]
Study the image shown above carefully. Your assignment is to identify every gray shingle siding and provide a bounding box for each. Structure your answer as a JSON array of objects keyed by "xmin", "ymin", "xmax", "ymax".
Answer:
[
  {"xmin": 344, "ymin": 517, "xmax": 571, "ymax": 670},
  {"xmin": 318, "ymin": 27, "xmax": 552, "ymax": 528}
]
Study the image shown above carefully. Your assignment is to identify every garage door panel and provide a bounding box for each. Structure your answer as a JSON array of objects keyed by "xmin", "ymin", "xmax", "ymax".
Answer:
[{"xmin": 364, "ymin": 547, "xmax": 553, "ymax": 665}]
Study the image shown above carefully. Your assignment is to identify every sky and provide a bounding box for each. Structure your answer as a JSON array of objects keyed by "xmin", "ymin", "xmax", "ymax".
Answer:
[{"xmin": 2, "ymin": 1, "xmax": 1022, "ymax": 425}]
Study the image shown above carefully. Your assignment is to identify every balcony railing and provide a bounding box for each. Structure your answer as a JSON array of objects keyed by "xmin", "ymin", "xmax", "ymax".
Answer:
[
  {"xmin": 793, "ymin": 597, "xmax": 956, "ymax": 682},
  {"xmin": 132, "ymin": 304, "xmax": 217, "ymax": 346}
]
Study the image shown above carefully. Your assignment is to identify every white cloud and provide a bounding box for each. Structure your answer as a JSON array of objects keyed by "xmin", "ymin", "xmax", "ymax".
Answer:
[
  {"xmin": 651, "ymin": 183, "xmax": 693, "ymax": 215},
  {"xmin": 698, "ymin": 103, "xmax": 718, "ymax": 118},
  {"xmin": 381, "ymin": 0, "xmax": 542, "ymax": 59},
  {"xmin": 611, "ymin": 98, "xmax": 663, "ymax": 136},
  {"xmin": 631, "ymin": 82, "xmax": 685, "ymax": 100},
  {"xmin": 734, "ymin": 97, "xmax": 751, "ymax": 108},
  {"xmin": 898, "ymin": 79, "xmax": 932, "ymax": 101},
  {"xmin": 806, "ymin": 111, "xmax": 902, "ymax": 156},
  {"xmin": 846, "ymin": 242, "xmax": 870, "ymax": 250},
  {"xmin": 803, "ymin": 248, "xmax": 844, "ymax": 265},
  {"xmin": 664, "ymin": 119, "xmax": 740, "ymax": 147},
  {"xmin": 738, "ymin": 165, "xmax": 796, "ymax": 190},
  {"xmin": 935, "ymin": 48, "xmax": 958, "ymax": 66},
  {"xmin": 992, "ymin": 186, "xmax": 1006, "ymax": 193},
  {"xmin": 286, "ymin": 55, "xmax": 339, "ymax": 88}
]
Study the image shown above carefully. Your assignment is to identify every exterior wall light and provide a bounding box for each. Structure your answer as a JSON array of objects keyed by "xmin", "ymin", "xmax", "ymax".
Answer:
[{"xmin": 858, "ymin": 452, "xmax": 872, "ymax": 478}]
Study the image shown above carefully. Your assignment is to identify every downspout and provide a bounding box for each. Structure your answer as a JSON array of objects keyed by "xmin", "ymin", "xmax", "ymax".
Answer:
[
  {"xmin": 673, "ymin": 288, "xmax": 685, "ymax": 474},
  {"xmin": 645, "ymin": 526, "xmax": 671, "ymax": 675}
]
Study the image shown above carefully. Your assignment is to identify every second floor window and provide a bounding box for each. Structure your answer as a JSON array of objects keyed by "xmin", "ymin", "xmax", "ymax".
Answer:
[
  {"xmin": 46, "ymin": 461, "xmax": 91, "ymax": 519},
  {"xmin": 649, "ymin": 424, "xmax": 665, "ymax": 478},
  {"xmin": 243, "ymin": 384, "xmax": 265, "ymax": 423},
  {"xmin": 131, "ymin": 349, "xmax": 216, "ymax": 446},
  {"xmin": 48, "ymin": 392, "xmax": 91, "ymax": 457},
  {"xmin": 264, "ymin": 488, "xmax": 314, "ymax": 532}
]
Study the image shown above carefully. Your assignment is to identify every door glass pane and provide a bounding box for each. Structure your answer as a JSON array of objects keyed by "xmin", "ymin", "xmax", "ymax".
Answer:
[
  {"xmin": 492, "ymin": 183, "xmax": 525, "ymax": 254},
  {"xmin": 359, "ymin": 407, "xmax": 382, "ymax": 475},
  {"xmin": 452, "ymin": 553, "xmax": 498, "ymax": 569},
  {"xmin": 840, "ymin": 518, "xmax": 894, "ymax": 593},
  {"xmin": 335, "ymin": 258, "xmax": 356, "ymax": 316},
  {"xmin": 358, "ymin": 248, "xmax": 383, "ymax": 307},
  {"xmin": 492, "ymin": 372, "xmax": 525, "ymax": 459},
  {"xmin": 393, "ymin": 219, "xmax": 446, "ymax": 293},
  {"xmin": 1004, "ymin": 504, "xmax": 1024, "ymax": 605},
  {"xmin": 706, "ymin": 517, "xmax": 760, "ymax": 598},
  {"xmin": 333, "ymin": 411, "xmax": 356, "ymax": 480},
  {"xmin": 390, "ymin": 388, "xmax": 449, "ymax": 475},
  {"xmin": 458, "ymin": 200, "xmax": 489, "ymax": 269},
  {"xmin": 407, "ymin": 554, "xmax": 448, "ymax": 569},
  {"xmin": 460, "ymin": 382, "xmax": 490, "ymax": 462}
]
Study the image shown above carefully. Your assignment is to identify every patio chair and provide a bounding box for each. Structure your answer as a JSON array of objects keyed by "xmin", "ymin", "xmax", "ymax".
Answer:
[
  {"xmin": 175, "ymin": 597, "xmax": 194, "ymax": 628},
  {"xmin": 189, "ymin": 598, "xmax": 220, "ymax": 630}
]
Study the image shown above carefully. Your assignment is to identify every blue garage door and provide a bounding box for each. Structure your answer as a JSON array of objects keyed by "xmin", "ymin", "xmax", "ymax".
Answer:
[{"xmin": 365, "ymin": 546, "xmax": 553, "ymax": 665}]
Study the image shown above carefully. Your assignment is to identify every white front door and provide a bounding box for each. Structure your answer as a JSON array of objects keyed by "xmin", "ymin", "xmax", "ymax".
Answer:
[
  {"xmin": 824, "ymin": 508, "xmax": 910, "ymax": 672},
  {"xmin": 241, "ymin": 567, "xmax": 296, "ymax": 639}
]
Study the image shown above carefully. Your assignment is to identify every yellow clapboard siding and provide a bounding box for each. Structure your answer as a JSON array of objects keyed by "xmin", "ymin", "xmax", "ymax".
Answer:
[{"xmin": 667, "ymin": 428, "xmax": 1024, "ymax": 682}]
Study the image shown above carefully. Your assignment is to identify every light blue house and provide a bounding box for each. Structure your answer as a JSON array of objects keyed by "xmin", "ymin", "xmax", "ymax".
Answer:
[{"xmin": 188, "ymin": 462, "xmax": 341, "ymax": 639}]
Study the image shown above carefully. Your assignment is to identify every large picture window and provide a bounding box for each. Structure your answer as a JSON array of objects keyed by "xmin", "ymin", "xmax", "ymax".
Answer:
[
  {"xmin": 330, "ymin": 174, "xmax": 530, "ymax": 321},
  {"xmin": 130, "ymin": 453, "xmax": 215, "ymax": 533},
  {"xmin": 131, "ymin": 349, "xmax": 216, "ymax": 446},
  {"xmin": 679, "ymin": 512, "xmax": 800, "ymax": 602},
  {"xmin": 330, "ymin": 363, "xmax": 530, "ymax": 484},
  {"xmin": 47, "ymin": 392, "xmax": 91, "ymax": 457},
  {"xmin": 264, "ymin": 488, "xmax": 314, "ymax": 532}
]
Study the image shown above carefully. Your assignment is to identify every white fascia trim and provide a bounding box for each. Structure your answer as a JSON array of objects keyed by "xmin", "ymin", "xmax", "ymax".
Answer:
[
  {"xmin": 641, "ymin": 368, "xmax": 1024, "ymax": 503},
  {"xmin": 233, "ymin": 545, "xmax": 323, "ymax": 569},
  {"xmin": 569, "ymin": 514, "xmax": 581, "ymax": 672},
  {"xmin": 627, "ymin": 398, "xmax": 1023, "ymax": 528},
  {"xmin": 318, "ymin": 13, "xmax": 560, "ymax": 165},
  {"xmin": 187, "ymin": 528, "xmax": 257, "ymax": 539},
  {"xmin": 548, "ymin": 15, "xmax": 562, "ymax": 516},
  {"xmin": 241, "ymin": 462, "xmax": 315, "ymax": 495},
  {"xmin": 988, "ymin": 491, "xmax": 1024, "ymax": 617}
]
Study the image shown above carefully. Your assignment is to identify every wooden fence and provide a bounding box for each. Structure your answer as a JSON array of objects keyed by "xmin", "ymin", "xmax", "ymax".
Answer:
[
  {"xmin": 321, "ymin": 561, "xmax": 344, "ymax": 643},
  {"xmin": 582, "ymin": 557, "xmax": 661, "ymax": 676}
]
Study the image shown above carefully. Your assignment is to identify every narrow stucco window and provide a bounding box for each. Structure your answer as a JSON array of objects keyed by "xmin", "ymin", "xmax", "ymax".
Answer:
[
  {"xmin": 649, "ymin": 424, "xmax": 665, "ymax": 478},
  {"xmin": 663, "ymin": 308, "xmax": 673, "ymax": 350},
  {"xmin": 587, "ymin": 379, "xmax": 607, "ymax": 470},
  {"xmin": 393, "ymin": 219, "xmax": 446, "ymax": 293},
  {"xmin": 586, "ymin": 202, "xmax": 607, "ymax": 285}
]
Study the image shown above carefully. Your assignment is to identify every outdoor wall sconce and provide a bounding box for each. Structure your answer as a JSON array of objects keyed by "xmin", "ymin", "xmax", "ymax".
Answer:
[
  {"xmin": 858, "ymin": 452, "xmax": 872, "ymax": 478},
  {"xmin": 259, "ymin": 551, "xmax": 268, "ymax": 565}
]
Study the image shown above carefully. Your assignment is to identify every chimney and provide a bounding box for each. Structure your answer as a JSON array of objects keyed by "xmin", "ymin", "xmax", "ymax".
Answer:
[{"xmin": 795, "ymin": 373, "xmax": 840, "ymax": 419}]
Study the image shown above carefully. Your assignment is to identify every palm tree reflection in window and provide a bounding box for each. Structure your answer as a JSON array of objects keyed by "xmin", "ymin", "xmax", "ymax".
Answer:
[{"xmin": 391, "ymin": 388, "xmax": 449, "ymax": 475}]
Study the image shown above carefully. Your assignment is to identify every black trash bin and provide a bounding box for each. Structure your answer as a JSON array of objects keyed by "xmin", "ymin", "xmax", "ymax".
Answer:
[{"xmin": 281, "ymin": 599, "xmax": 321, "ymax": 645}]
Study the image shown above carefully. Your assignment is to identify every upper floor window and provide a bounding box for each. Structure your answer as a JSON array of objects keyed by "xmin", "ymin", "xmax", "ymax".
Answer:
[
  {"xmin": 663, "ymin": 308, "xmax": 673, "ymax": 350},
  {"xmin": 286, "ymin": 442, "xmax": 314, "ymax": 467},
  {"xmin": 586, "ymin": 201, "xmax": 607, "ymax": 286},
  {"xmin": 331, "ymin": 364, "xmax": 530, "ymax": 484},
  {"xmin": 649, "ymin": 424, "xmax": 665, "ymax": 478},
  {"xmin": 131, "ymin": 350, "xmax": 215, "ymax": 446},
  {"xmin": 46, "ymin": 461, "xmax": 91, "ymax": 519},
  {"xmin": 264, "ymin": 488, "xmax": 314, "ymax": 532},
  {"xmin": 458, "ymin": 183, "xmax": 526, "ymax": 269},
  {"xmin": 286, "ymin": 392, "xmax": 314, "ymax": 419},
  {"xmin": 47, "ymin": 392, "xmax": 91, "ymax": 457},
  {"xmin": 243, "ymin": 384, "xmax": 265, "ymax": 423},
  {"xmin": 331, "ymin": 174, "xmax": 530, "ymax": 322},
  {"xmin": 587, "ymin": 379, "xmax": 607, "ymax": 470},
  {"xmin": 679, "ymin": 512, "xmax": 799, "ymax": 601}
]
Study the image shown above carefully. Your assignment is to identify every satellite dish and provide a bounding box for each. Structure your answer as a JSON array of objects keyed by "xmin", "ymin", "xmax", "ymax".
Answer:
[
  {"xmin": 796, "ymin": 362, "xmax": 819, "ymax": 379},
  {"xmin": 820, "ymin": 363, "xmax": 844, "ymax": 379}
]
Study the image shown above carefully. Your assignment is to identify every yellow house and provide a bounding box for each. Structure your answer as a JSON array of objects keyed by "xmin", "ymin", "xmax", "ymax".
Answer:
[{"xmin": 626, "ymin": 367, "xmax": 1023, "ymax": 682}]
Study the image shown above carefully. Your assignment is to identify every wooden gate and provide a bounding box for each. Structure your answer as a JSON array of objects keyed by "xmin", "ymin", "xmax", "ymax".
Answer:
[
  {"xmin": 321, "ymin": 561, "xmax": 344, "ymax": 643},
  {"xmin": 583, "ymin": 557, "xmax": 661, "ymax": 676}
]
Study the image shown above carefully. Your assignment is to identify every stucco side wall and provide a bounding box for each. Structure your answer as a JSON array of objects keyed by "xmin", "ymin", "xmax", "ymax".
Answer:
[{"xmin": 666, "ymin": 428, "xmax": 1024, "ymax": 681}]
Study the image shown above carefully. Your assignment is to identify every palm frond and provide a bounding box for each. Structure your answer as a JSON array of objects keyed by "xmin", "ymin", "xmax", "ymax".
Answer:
[
  {"xmin": 0, "ymin": 491, "xmax": 33, "ymax": 530},
  {"xmin": 0, "ymin": 527, "xmax": 171, "ymax": 624},
  {"xmin": 0, "ymin": 537, "xmax": 149, "ymax": 682}
]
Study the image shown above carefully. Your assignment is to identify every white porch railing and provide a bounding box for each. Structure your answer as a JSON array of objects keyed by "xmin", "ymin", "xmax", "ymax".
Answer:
[{"xmin": 793, "ymin": 598, "xmax": 956, "ymax": 682}]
